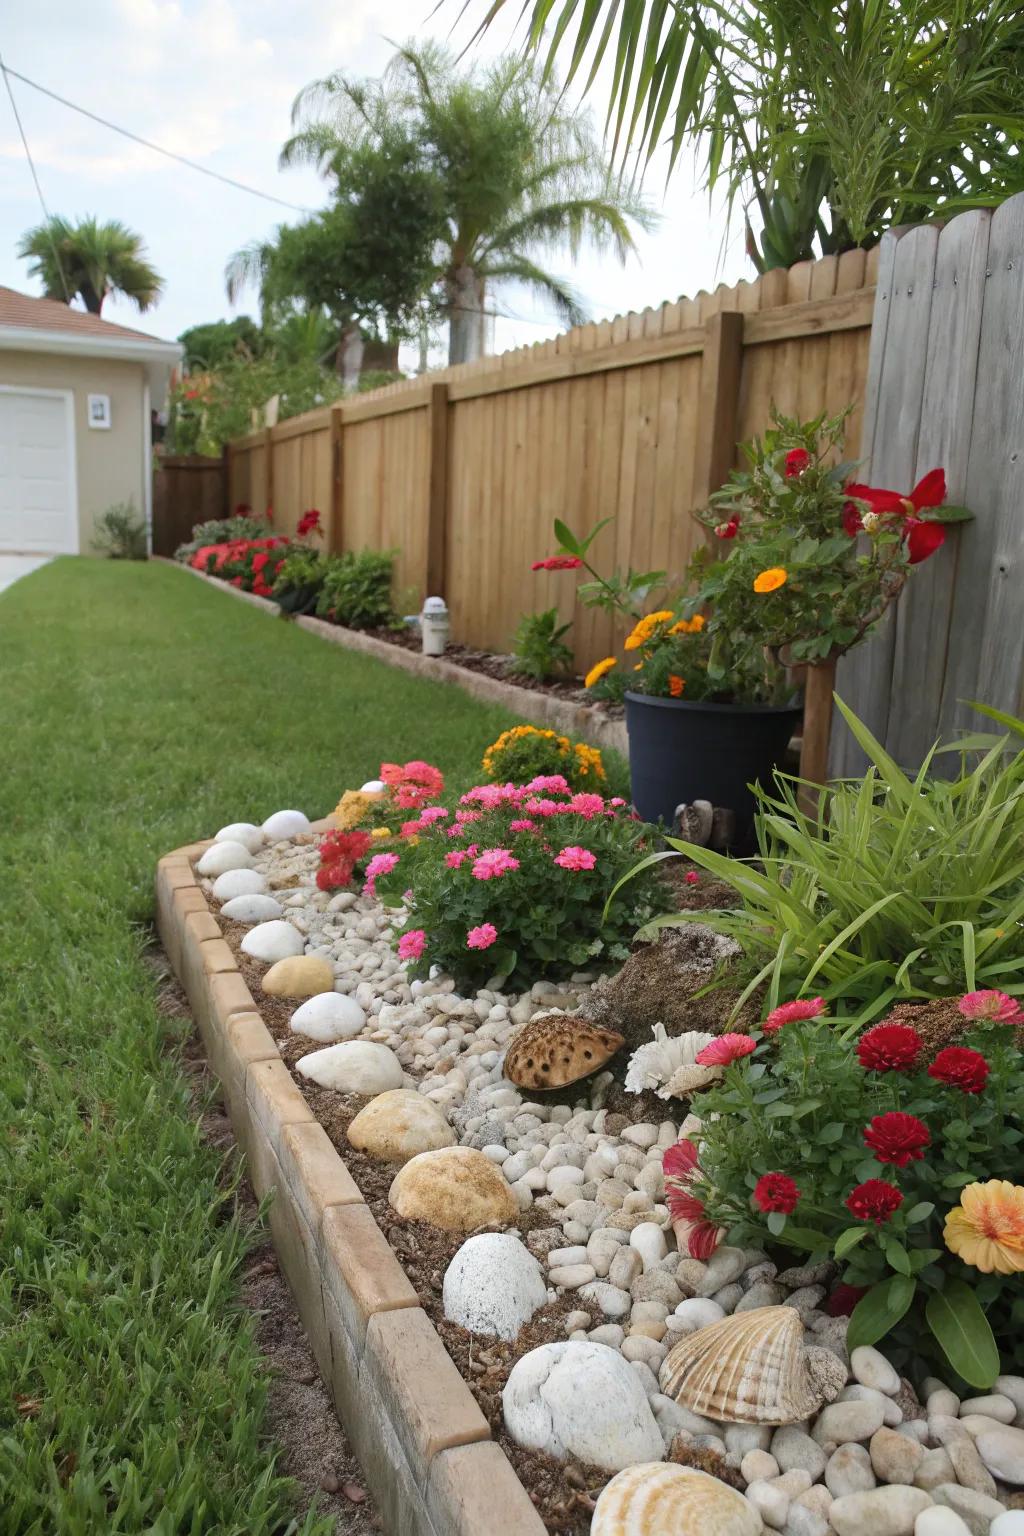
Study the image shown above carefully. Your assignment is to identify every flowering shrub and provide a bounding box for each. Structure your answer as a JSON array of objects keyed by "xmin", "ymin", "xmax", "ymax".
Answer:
[
  {"xmin": 673, "ymin": 993, "xmax": 1024, "ymax": 1384},
  {"xmin": 373, "ymin": 778, "xmax": 662, "ymax": 987},
  {"xmin": 190, "ymin": 536, "xmax": 291, "ymax": 597},
  {"xmin": 332, "ymin": 761, "xmax": 446, "ymax": 845},
  {"xmin": 481, "ymin": 725, "xmax": 605, "ymax": 790},
  {"xmin": 316, "ymin": 828, "xmax": 374, "ymax": 891},
  {"xmin": 173, "ymin": 508, "xmax": 271, "ymax": 564}
]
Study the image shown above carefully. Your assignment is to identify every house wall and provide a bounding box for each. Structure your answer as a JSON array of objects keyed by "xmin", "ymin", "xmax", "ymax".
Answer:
[{"xmin": 0, "ymin": 350, "xmax": 146, "ymax": 552}]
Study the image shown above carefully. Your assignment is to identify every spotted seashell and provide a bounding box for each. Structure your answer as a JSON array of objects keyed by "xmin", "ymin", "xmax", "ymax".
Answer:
[
  {"xmin": 503, "ymin": 1011, "xmax": 624, "ymax": 1090},
  {"xmin": 592, "ymin": 1463, "xmax": 761, "ymax": 1536}
]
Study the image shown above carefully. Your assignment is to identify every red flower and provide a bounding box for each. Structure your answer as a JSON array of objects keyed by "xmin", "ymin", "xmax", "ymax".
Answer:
[
  {"xmin": 825, "ymin": 1282, "xmax": 868, "ymax": 1317},
  {"xmin": 684, "ymin": 870, "xmax": 700, "ymax": 886},
  {"xmin": 663, "ymin": 1137, "xmax": 700, "ymax": 1182},
  {"xmin": 531, "ymin": 555, "xmax": 583, "ymax": 571},
  {"xmin": 785, "ymin": 448, "xmax": 810, "ymax": 477},
  {"xmin": 754, "ymin": 1173, "xmax": 800, "ymax": 1214},
  {"xmin": 696, "ymin": 1033, "xmax": 756, "ymax": 1067},
  {"xmin": 845, "ymin": 1179, "xmax": 904, "ymax": 1225},
  {"xmin": 715, "ymin": 516, "xmax": 740, "ymax": 539},
  {"xmin": 230, "ymin": 576, "xmax": 243, "ymax": 587},
  {"xmin": 316, "ymin": 863, "xmax": 350, "ymax": 891},
  {"xmin": 688, "ymin": 1220, "xmax": 722, "ymax": 1260},
  {"xmin": 842, "ymin": 469, "xmax": 947, "ymax": 563},
  {"xmin": 856, "ymin": 1022, "xmax": 923, "ymax": 1073},
  {"xmin": 928, "ymin": 1045, "xmax": 990, "ymax": 1094},
  {"xmin": 251, "ymin": 552, "xmax": 270, "ymax": 573},
  {"xmin": 297, "ymin": 509, "xmax": 321, "ymax": 537},
  {"xmin": 762, "ymin": 997, "xmax": 827, "ymax": 1034},
  {"xmin": 863, "ymin": 1112, "xmax": 931, "ymax": 1167}
]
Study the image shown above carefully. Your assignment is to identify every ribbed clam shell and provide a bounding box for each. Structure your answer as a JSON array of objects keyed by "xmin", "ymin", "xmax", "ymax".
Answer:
[
  {"xmin": 592, "ymin": 1463, "xmax": 761, "ymax": 1536},
  {"xmin": 659, "ymin": 1305, "xmax": 824, "ymax": 1424}
]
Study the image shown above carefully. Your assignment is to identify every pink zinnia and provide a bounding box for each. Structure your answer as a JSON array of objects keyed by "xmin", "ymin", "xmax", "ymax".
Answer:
[
  {"xmin": 509, "ymin": 818, "xmax": 536, "ymax": 832},
  {"xmin": 554, "ymin": 845, "xmax": 597, "ymax": 871},
  {"xmin": 568, "ymin": 792, "xmax": 606, "ymax": 819},
  {"xmin": 363, "ymin": 851, "xmax": 399, "ymax": 895},
  {"xmin": 695, "ymin": 1033, "xmax": 756, "ymax": 1067},
  {"xmin": 762, "ymin": 997, "xmax": 827, "ymax": 1034},
  {"xmin": 609, "ymin": 796, "xmax": 626, "ymax": 808},
  {"xmin": 472, "ymin": 848, "xmax": 520, "ymax": 880},
  {"xmin": 445, "ymin": 850, "xmax": 468, "ymax": 869},
  {"xmin": 455, "ymin": 809, "xmax": 483, "ymax": 824},
  {"xmin": 958, "ymin": 989, "xmax": 1024, "ymax": 1024},
  {"xmin": 397, "ymin": 929, "xmax": 426, "ymax": 961},
  {"xmin": 417, "ymin": 805, "xmax": 449, "ymax": 825},
  {"xmin": 526, "ymin": 775, "xmax": 570, "ymax": 794},
  {"xmin": 523, "ymin": 797, "xmax": 561, "ymax": 817},
  {"xmin": 467, "ymin": 923, "xmax": 498, "ymax": 950}
]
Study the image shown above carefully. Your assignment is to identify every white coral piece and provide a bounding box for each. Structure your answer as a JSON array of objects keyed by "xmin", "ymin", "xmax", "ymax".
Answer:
[{"xmin": 623, "ymin": 1023, "xmax": 722, "ymax": 1098}]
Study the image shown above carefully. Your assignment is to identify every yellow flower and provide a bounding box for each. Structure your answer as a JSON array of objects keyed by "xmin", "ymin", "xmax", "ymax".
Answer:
[
  {"xmin": 624, "ymin": 610, "xmax": 674, "ymax": 649},
  {"xmin": 584, "ymin": 656, "xmax": 617, "ymax": 689},
  {"xmin": 944, "ymin": 1180, "xmax": 1024, "ymax": 1274},
  {"xmin": 669, "ymin": 614, "xmax": 706, "ymax": 635},
  {"xmin": 371, "ymin": 826, "xmax": 393, "ymax": 840},
  {"xmin": 753, "ymin": 567, "xmax": 788, "ymax": 594},
  {"xmin": 573, "ymin": 742, "xmax": 606, "ymax": 781},
  {"xmin": 333, "ymin": 789, "xmax": 374, "ymax": 829}
]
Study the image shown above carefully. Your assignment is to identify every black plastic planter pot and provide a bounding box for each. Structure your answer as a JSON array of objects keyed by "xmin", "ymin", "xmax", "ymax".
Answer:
[{"xmin": 624, "ymin": 691, "xmax": 802, "ymax": 851}]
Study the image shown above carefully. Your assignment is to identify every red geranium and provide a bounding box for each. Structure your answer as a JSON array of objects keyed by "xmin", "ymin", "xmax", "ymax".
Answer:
[
  {"xmin": 785, "ymin": 448, "xmax": 810, "ymax": 477},
  {"xmin": 928, "ymin": 1045, "xmax": 990, "ymax": 1094},
  {"xmin": 715, "ymin": 516, "xmax": 740, "ymax": 539},
  {"xmin": 531, "ymin": 555, "xmax": 583, "ymax": 571},
  {"xmin": 845, "ymin": 1179, "xmax": 903, "ymax": 1225},
  {"xmin": 316, "ymin": 828, "xmax": 374, "ymax": 891},
  {"xmin": 863, "ymin": 1111, "xmax": 931, "ymax": 1167},
  {"xmin": 297, "ymin": 509, "xmax": 322, "ymax": 537},
  {"xmin": 842, "ymin": 468, "xmax": 947, "ymax": 564},
  {"xmin": 754, "ymin": 1173, "xmax": 800, "ymax": 1214},
  {"xmin": 856, "ymin": 1022, "xmax": 923, "ymax": 1073},
  {"xmin": 825, "ymin": 1282, "xmax": 868, "ymax": 1317}
]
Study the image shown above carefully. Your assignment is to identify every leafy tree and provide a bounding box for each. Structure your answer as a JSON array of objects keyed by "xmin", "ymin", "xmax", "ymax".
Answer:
[
  {"xmin": 281, "ymin": 42, "xmax": 653, "ymax": 363},
  {"xmin": 178, "ymin": 317, "xmax": 264, "ymax": 369},
  {"xmin": 18, "ymin": 215, "xmax": 163, "ymax": 313},
  {"xmin": 467, "ymin": 0, "xmax": 1024, "ymax": 271}
]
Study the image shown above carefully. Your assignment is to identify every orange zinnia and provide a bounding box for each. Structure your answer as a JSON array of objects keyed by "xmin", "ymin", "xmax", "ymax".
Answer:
[
  {"xmin": 753, "ymin": 567, "xmax": 788, "ymax": 594},
  {"xmin": 584, "ymin": 656, "xmax": 617, "ymax": 689},
  {"xmin": 668, "ymin": 674, "xmax": 685, "ymax": 697},
  {"xmin": 944, "ymin": 1180, "xmax": 1024, "ymax": 1274}
]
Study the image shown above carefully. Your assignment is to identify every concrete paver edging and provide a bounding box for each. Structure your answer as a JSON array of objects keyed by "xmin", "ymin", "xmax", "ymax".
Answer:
[
  {"xmin": 158, "ymin": 556, "xmax": 628, "ymax": 757},
  {"xmin": 156, "ymin": 838, "xmax": 546, "ymax": 1536}
]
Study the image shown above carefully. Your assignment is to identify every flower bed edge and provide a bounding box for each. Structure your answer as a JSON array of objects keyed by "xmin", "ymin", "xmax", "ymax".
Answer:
[{"xmin": 155, "ymin": 839, "xmax": 548, "ymax": 1536}]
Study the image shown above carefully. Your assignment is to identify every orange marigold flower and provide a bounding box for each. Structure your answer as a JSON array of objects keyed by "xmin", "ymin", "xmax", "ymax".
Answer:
[
  {"xmin": 753, "ymin": 567, "xmax": 788, "ymax": 594},
  {"xmin": 668, "ymin": 674, "xmax": 685, "ymax": 697},
  {"xmin": 584, "ymin": 656, "xmax": 617, "ymax": 689},
  {"xmin": 944, "ymin": 1180, "xmax": 1024, "ymax": 1274},
  {"xmin": 624, "ymin": 610, "xmax": 674, "ymax": 649},
  {"xmin": 669, "ymin": 614, "xmax": 706, "ymax": 635}
]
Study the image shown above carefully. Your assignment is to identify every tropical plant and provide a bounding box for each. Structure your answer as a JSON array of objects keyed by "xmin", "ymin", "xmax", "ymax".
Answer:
[
  {"xmin": 18, "ymin": 215, "xmax": 163, "ymax": 313},
  {"xmin": 165, "ymin": 353, "xmax": 343, "ymax": 455},
  {"xmin": 90, "ymin": 501, "xmax": 147, "ymax": 560},
  {"xmin": 510, "ymin": 607, "xmax": 574, "ymax": 681},
  {"xmin": 468, "ymin": 0, "xmax": 1024, "ymax": 270},
  {"xmin": 315, "ymin": 549, "xmax": 396, "ymax": 629},
  {"xmin": 632, "ymin": 700, "xmax": 1024, "ymax": 1023},
  {"xmin": 178, "ymin": 317, "xmax": 264, "ymax": 370},
  {"xmin": 481, "ymin": 724, "xmax": 606, "ymax": 790},
  {"xmin": 281, "ymin": 42, "xmax": 653, "ymax": 362}
]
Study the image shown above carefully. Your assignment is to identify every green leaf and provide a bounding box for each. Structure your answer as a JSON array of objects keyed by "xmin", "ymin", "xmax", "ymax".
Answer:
[
  {"xmin": 925, "ymin": 1279, "xmax": 1000, "ymax": 1389},
  {"xmin": 767, "ymin": 1210, "xmax": 787, "ymax": 1237},
  {"xmin": 905, "ymin": 1202, "xmax": 935, "ymax": 1225},
  {"xmin": 882, "ymin": 1237, "xmax": 913, "ymax": 1276},
  {"xmin": 847, "ymin": 1275, "xmax": 917, "ymax": 1351},
  {"xmin": 552, "ymin": 518, "xmax": 582, "ymax": 557},
  {"xmin": 834, "ymin": 1226, "xmax": 868, "ymax": 1260},
  {"xmin": 819, "ymin": 1122, "xmax": 845, "ymax": 1144}
]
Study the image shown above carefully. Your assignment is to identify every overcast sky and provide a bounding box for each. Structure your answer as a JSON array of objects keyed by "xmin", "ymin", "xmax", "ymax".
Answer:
[{"xmin": 0, "ymin": 0, "xmax": 748, "ymax": 363}]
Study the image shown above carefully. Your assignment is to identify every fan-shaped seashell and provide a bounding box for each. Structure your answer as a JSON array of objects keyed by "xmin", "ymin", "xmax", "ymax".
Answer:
[
  {"xmin": 659, "ymin": 1305, "xmax": 832, "ymax": 1425},
  {"xmin": 504, "ymin": 1011, "xmax": 624, "ymax": 1090},
  {"xmin": 592, "ymin": 1463, "xmax": 761, "ymax": 1536},
  {"xmin": 674, "ymin": 800, "xmax": 714, "ymax": 846},
  {"xmin": 624, "ymin": 1023, "xmax": 721, "ymax": 1098}
]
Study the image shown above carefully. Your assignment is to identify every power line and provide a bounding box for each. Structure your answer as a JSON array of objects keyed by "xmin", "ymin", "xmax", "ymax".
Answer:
[
  {"xmin": 0, "ymin": 61, "xmax": 317, "ymax": 215},
  {"xmin": 0, "ymin": 52, "xmax": 72, "ymax": 300}
]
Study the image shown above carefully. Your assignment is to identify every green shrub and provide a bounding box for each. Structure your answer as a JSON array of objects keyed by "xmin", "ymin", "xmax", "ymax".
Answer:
[
  {"xmin": 271, "ymin": 547, "xmax": 326, "ymax": 615},
  {"xmin": 173, "ymin": 510, "xmax": 269, "ymax": 564},
  {"xmin": 315, "ymin": 548, "xmax": 395, "ymax": 629},
  {"xmin": 91, "ymin": 501, "xmax": 147, "ymax": 560},
  {"xmin": 652, "ymin": 699, "xmax": 1024, "ymax": 1026},
  {"xmin": 510, "ymin": 607, "xmax": 574, "ymax": 681}
]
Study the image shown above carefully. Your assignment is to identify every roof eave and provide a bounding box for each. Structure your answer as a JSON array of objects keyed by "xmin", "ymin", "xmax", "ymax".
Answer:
[{"xmin": 0, "ymin": 322, "xmax": 182, "ymax": 367}]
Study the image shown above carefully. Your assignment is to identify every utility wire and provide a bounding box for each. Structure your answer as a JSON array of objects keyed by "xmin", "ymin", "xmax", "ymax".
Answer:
[
  {"xmin": 0, "ymin": 61, "xmax": 317, "ymax": 215},
  {"xmin": 0, "ymin": 52, "xmax": 72, "ymax": 301}
]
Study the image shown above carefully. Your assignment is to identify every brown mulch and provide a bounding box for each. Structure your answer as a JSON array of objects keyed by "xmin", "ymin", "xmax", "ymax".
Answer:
[
  {"xmin": 877, "ymin": 997, "xmax": 1024, "ymax": 1057},
  {"xmin": 659, "ymin": 858, "xmax": 739, "ymax": 913}
]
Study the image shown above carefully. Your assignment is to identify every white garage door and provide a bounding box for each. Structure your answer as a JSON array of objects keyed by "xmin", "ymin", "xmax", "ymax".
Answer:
[{"xmin": 0, "ymin": 388, "xmax": 77, "ymax": 554}]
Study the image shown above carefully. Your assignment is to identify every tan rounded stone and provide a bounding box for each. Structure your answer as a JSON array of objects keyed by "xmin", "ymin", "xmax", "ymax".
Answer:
[
  {"xmin": 261, "ymin": 955, "xmax": 335, "ymax": 998},
  {"xmin": 389, "ymin": 1147, "xmax": 518, "ymax": 1231},
  {"xmin": 347, "ymin": 1090, "xmax": 456, "ymax": 1164}
]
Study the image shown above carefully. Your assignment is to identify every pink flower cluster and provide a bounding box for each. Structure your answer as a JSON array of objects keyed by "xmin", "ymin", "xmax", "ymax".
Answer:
[
  {"xmin": 472, "ymin": 848, "xmax": 521, "ymax": 880},
  {"xmin": 554, "ymin": 845, "xmax": 597, "ymax": 871},
  {"xmin": 397, "ymin": 929, "xmax": 426, "ymax": 961},
  {"xmin": 363, "ymin": 850, "xmax": 399, "ymax": 895},
  {"xmin": 467, "ymin": 923, "xmax": 498, "ymax": 950}
]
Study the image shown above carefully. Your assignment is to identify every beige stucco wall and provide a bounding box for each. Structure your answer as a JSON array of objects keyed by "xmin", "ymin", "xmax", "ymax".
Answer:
[{"xmin": 0, "ymin": 349, "xmax": 146, "ymax": 552}]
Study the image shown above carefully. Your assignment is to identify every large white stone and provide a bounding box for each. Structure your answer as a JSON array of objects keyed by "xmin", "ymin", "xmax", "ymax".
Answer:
[
  {"xmin": 295, "ymin": 1040, "xmax": 403, "ymax": 1095},
  {"xmin": 443, "ymin": 1234, "xmax": 547, "ymax": 1341},
  {"xmin": 290, "ymin": 992, "xmax": 366, "ymax": 1042},
  {"xmin": 630, "ymin": 1221, "xmax": 668, "ymax": 1270},
  {"xmin": 829, "ymin": 1486, "xmax": 932, "ymax": 1536},
  {"xmin": 503, "ymin": 1341, "xmax": 664, "ymax": 1472},
  {"xmin": 852, "ymin": 1346, "xmax": 901, "ymax": 1397},
  {"xmin": 240, "ymin": 920, "xmax": 304, "ymax": 963},
  {"xmin": 214, "ymin": 822, "xmax": 265, "ymax": 853},
  {"xmin": 196, "ymin": 841, "xmax": 254, "ymax": 877},
  {"xmin": 212, "ymin": 868, "xmax": 267, "ymax": 901},
  {"xmin": 220, "ymin": 894, "xmax": 284, "ymax": 924},
  {"xmin": 261, "ymin": 809, "xmax": 311, "ymax": 840},
  {"xmin": 976, "ymin": 1424, "xmax": 1024, "ymax": 1484}
]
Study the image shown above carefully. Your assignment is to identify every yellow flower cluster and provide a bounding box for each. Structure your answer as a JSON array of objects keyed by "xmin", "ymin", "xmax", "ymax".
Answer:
[
  {"xmin": 482, "ymin": 724, "xmax": 569, "ymax": 776},
  {"xmin": 624, "ymin": 610, "xmax": 675, "ymax": 650},
  {"xmin": 333, "ymin": 789, "xmax": 377, "ymax": 829},
  {"xmin": 573, "ymin": 741, "xmax": 606, "ymax": 781},
  {"xmin": 584, "ymin": 656, "xmax": 617, "ymax": 689},
  {"xmin": 669, "ymin": 613, "xmax": 706, "ymax": 635},
  {"xmin": 944, "ymin": 1180, "xmax": 1024, "ymax": 1274}
]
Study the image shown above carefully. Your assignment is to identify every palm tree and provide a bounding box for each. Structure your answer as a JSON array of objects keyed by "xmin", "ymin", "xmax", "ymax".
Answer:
[
  {"xmin": 18, "ymin": 216, "xmax": 163, "ymax": 314},
  {"xmin": 466, "ymin": 0, "xmax": 1024, "ymax": 271},
  {"xmin": 281, "ymin": 43, "xmax": 655, "ymax": 364}
]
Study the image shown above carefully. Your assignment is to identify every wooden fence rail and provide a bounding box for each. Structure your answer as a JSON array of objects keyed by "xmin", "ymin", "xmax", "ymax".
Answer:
[{"xmin": 151, "ymin": 453, "xmax": 227, "ymax": 557}]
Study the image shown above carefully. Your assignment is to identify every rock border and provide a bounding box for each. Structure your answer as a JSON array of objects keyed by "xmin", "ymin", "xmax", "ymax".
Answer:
[
  {"xmin": 156, "ymin": 834, "xmax": 546, "ymax": 1536},
  {"xmin": 157, "ymin": 557, "xmax": 628, "ymax": 758}
]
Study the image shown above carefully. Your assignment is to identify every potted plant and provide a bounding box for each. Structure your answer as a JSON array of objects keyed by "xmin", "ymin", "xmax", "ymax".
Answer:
[{"xmin": 540, "ymin": 411, "xmax": 965, "ymax": 845}]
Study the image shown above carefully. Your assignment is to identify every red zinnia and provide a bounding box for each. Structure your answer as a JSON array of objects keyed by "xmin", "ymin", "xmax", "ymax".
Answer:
[
  {"xmin": 714, "ymin": 516, "xmax": 740, "ymax": 539},
  {"xmin": 825, "ymin": 1282, "xmax": 869, "ymax": 1317},
  {"xmin": 928, "ymin": 1045, "xmax": 990, "ymax": 1095},
  {"xmin": 696, "ymin": 1033, "xmax": 757, "ymax": 1067},
  {"xmin": 754, "ymin": 1173, "xmax": 800, "ymax": 1214},
  {"xmin": 785, "ymin": 448, "xmax": 810, "ymax": 478},
  {"xmin": 845, "ymin": 1179, "xmax": 904, "ymax": 1225},
  {"xmin": 863, "ymin": 1111, "xmax": 931, "ymax": 1167},
  {"xmin": 531, "ymin": 555, "xmax": 583, "ymax": 571},
  {"xmin": 762, "ymin": 997, "xmax": 827, "ymax": 1034},
  {"xmin": 842, "ymin": 469, "xmax": 947, "ymax": 564},
  {"xmin": 856, "ymin": 1022, "xmax": 923, "ymax": 1073}
]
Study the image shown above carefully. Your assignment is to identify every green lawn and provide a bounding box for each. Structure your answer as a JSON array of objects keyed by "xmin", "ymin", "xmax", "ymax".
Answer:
[{"xmin": 0, "ymin": 558, "xmax": 524, "ymax": 1534}]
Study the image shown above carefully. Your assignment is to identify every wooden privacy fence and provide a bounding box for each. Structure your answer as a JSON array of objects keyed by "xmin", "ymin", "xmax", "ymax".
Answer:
[
  {"xmin": 151, "ymin": 453, "xmax": 227, "ymax": 557},
  {"xmin": 834, "ymin": 193, "xmax": 1024, "ymax": 773},
  {"xmin": 228, "ymin": 249, "xmax": 878, "ymax": 669}
]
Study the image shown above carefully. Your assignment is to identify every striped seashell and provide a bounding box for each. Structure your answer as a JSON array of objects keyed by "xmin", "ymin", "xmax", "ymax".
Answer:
[
  {"xmin": 592, "ymin": 1463, "xmax": 761, "ymax": 1536},
  {"xmin": 658, "ymin": 1305, "xmax": 831, "ymax": 1425}
]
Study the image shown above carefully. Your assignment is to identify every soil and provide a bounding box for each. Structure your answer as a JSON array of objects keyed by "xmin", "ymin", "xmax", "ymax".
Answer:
[
  {"xmin": 148, "ymin": 948, "xmax": 381, "ymax": 1535},
  {"xmin": 877, "ymin": 997, "xmax": 1024, "ymax": 1057}
]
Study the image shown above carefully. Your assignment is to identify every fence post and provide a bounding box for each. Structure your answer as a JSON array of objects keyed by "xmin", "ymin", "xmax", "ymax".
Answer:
[
  {"xmin": 692, "ymin": 310, "xmax": 744, "ymax": 512},
  {"xmin": 425, "ymin": 382, "xmax": 449, "ymax": 598},
  {"xmin": 330, "ymin": 404, "xmax": 344, "ymax": 553},
  {"xmin": 263, "ymin": 426, "xmax": 275, "ymax": 517}
]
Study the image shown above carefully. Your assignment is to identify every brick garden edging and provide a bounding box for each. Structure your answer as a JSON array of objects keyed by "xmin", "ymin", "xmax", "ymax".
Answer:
[
  {"xmin": 156, "ymin": 835, "xmax": 546, "ymax": 1536},
  {"xmin": 158, "ymin": 557, "xmax": 628, "ymax": 758}
]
